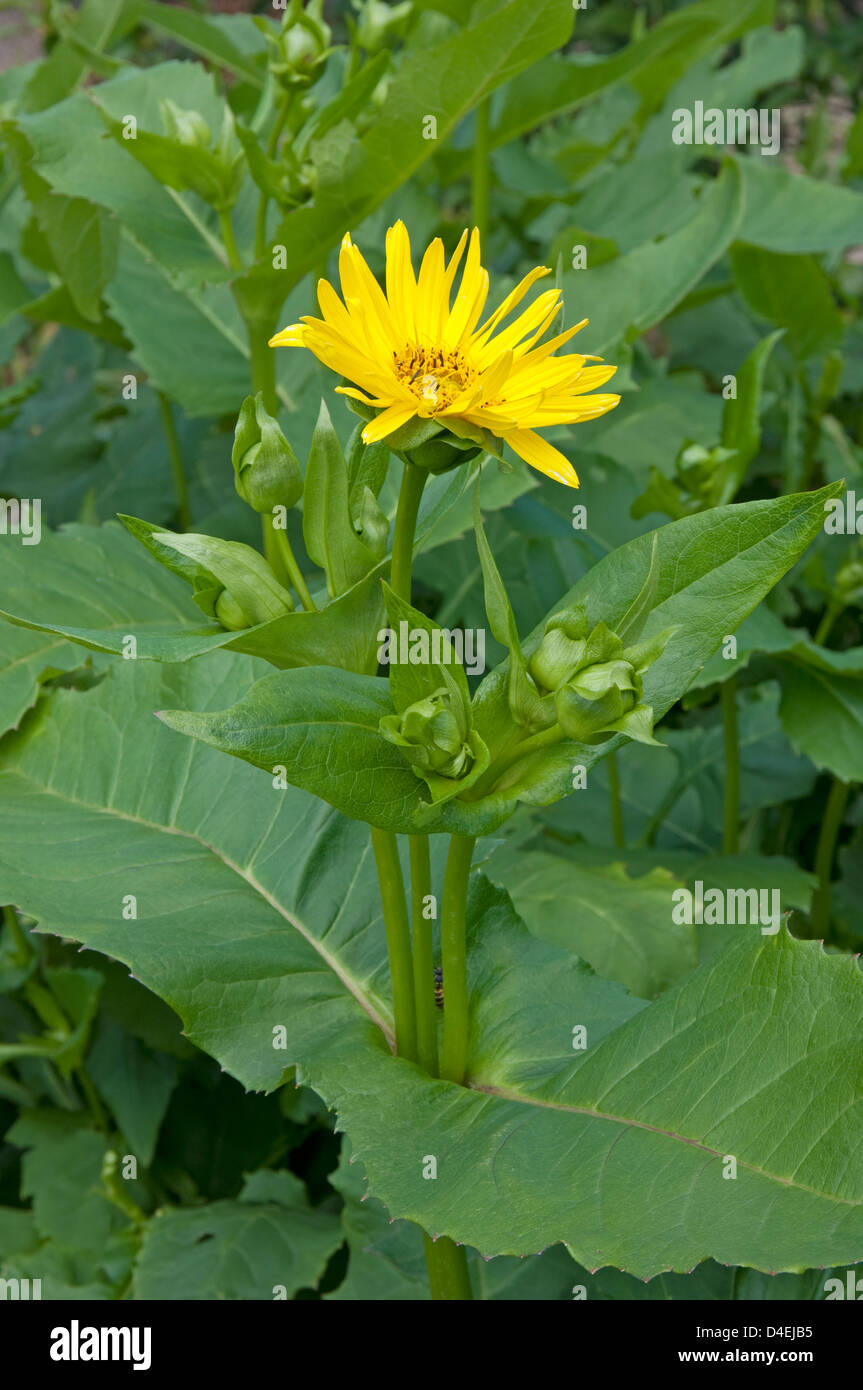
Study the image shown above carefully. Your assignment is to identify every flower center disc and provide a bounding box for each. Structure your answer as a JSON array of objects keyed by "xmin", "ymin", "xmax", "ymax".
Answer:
[{"xmin": 394, "ymin": 345, "xmax": 476, "ymax": 411}]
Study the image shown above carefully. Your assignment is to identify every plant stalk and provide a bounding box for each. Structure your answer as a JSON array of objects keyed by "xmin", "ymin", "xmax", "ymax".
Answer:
[
  {"xmin": 218, "ymin": 207, "xmax": 243, "ymax": 272},
  {"xmin": 370, "ymin": 827, "xmax": 417, "ymax": 1061},
  {"xmin": 274, "ymin": 527, "xmax": 317, "ymax": 611},
  {"xmin": 409, "ymin": 834, "xmax": 438, "ymax": 1077},
  {"xmin": 157, "ymin": 391, "xmax": 191, "ymax": 532},
  {"xmin": 422, "ymin": 1234, "xmax": 473, "ymax": 1300},
  {"xmin": 607, "ymin": 749, "xmax": 625, "ymax": 849},
  {"xmin": 721, "ymin": 677, "xmax": 740, "ymax": 855},
  {"xmin": 439, "ymin": 835, "xmax": 475, "ymax": 1085},
  {"xmin": 383, "ymin": 452, "xmax": 473, "ymax": 1297},
  {"xmin": 810, "ymin": 777, "xmax": 850, "ymax": 939},
  {"xmin": 390, "ymin": 458, "xmax": 426, "ymax": 602}
]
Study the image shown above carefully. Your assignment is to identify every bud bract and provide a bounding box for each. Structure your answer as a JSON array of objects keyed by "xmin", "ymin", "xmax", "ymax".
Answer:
[
  {"xmin": 380, "ymin": 686, "xmax": 474, "ymax": 780},
  {"xmin": 160, "ymin": 99, "xmax": 211, "ymax": 149},
  {"xmin": 233, "ymin": 393, "xmax": 303, "ymax": 513}
]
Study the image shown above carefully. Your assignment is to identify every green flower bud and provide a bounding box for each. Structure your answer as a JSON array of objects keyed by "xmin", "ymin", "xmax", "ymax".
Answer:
[
  {"xmin": 529, "ymin": 615, "xmax": 673, "ymax": 746},
  {"xmin": 159, "ymin": 101, "xmax": 244, "ymax": 211},
  {"xmin": 527, "ymin": 609, "xmax": 591, "ymax": 692},
  {"xmin": 352, "ymin": 0, "xmax": 412, "ymax": 54},
  {"xmin": 403, "ymin": 432, "xmax": 484, "ymax": 475},
  {"xmin": 214, "ymin": 589, "xmax": 252, "ymax": 631},
  {"xmin": 836, "ymin": 557, "xmax": 863, "ymax": 605},
  {"xmin": 380, "ymin": 687, "xmax": 475, "ymax": 780},
  {"xmin": 554, "ymin": 660, "xmax": 642, "ymax": 743},
  {"xmin": 160, "ymin": 99, "xmax": 211, "ymax": 149},
  {"xmin": 153, "ymin": 531, "xmax": 295, "ymax": 629},
  {"xmin": 258, "ymin": 0, "xmax": 332, "ymax": 89},
  {"xmin": 233, "ymin": 393, "xmax": 304, "ymax": 514}
]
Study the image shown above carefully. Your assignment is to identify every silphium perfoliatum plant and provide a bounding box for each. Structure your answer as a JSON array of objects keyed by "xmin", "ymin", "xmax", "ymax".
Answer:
[{"xmin": 0, "ymin": 209, "xmax": 855, "ymax": 1304}]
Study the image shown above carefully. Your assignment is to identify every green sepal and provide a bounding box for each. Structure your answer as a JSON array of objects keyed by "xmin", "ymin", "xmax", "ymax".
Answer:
[
  {"xmin": 473, "ymin": 487, "xmax": 551, "ymax": 730},
  {"xmin": 380, "ymin": 581, "xmax": 471, "ymax": 712},
  {"xmin": 303, "ymin": 400, "xmax": 381, "ymax": 598},
  {"xmin": 133, "ymin": 528, "xmax": 295, "ymax": 627}
]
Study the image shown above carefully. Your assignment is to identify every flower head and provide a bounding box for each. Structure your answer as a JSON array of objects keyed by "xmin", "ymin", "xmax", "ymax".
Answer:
[{"xmin": 269, "ymin": 222, "xmax": 619, "ymax": 486}]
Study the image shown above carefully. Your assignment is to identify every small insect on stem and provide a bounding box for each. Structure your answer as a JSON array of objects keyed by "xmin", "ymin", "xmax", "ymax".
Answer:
[{"xmin": 430, "ymin": 967, "xmax": 444, "ymax": 1011}]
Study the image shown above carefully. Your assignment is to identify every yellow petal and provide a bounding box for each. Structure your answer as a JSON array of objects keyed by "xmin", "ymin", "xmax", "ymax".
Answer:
[
  {"xmin": 269, "ymin": 325, "xmax": 305, "ymax": 347},
  {"xmin": 416, "ymin": 237, "xmax": 446, "ymax": 343},
  {"xmin": 443, "ymin": 228, "xmax": 488, "ymax": 346},
  {"xmin": 504, "ymin": 429, "xmax": 579, "ymax": 487},
  {"xmin": 362, "ymin": 401, "xmax": 418, "ymax": 443},
  {"xmin": 472, "ymin": 265, "xmax": 552, "ymax": 344},
  {"xmin": 385, "ymin": 221, "xmax": 417, "ymax": 343}
]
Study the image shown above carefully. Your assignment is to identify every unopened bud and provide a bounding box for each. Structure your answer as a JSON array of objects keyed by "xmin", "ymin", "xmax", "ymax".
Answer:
[
  {"xmin": 380, "ymin": 687, "xmax": 474, "ymax": 780},
  {"xmin": 233, "ymin": 393, "xmax": 303, "ymax": 513}
]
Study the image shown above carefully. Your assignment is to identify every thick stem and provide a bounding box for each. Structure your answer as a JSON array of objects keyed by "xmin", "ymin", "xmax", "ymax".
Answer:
[
  {"xmin": 721, "ymin": 677, "xmax": 740, "ymax": 855},
  {"xmin": 607, "ymin": 750, "xmax": 625, "ymax": 849},
  {"xmin": 422, "ymin": 1234, "xmax": 473, "ymax": 1300},
  {"xmin": 409, "ymin": 835, "xmax": 438, "ymax": 1077},
  {"xmin": 470, "ymin": 97, "xmax": 491, "ymax": 250},
  {"xmin": 814, "ymin": 600, "xmax": 841, "ymax": 648},
  {"xmin": 254, "ymin": 93, "xmax": 292, "ymax": 260},
  {"xmin": 370, "ymin": 828, "xmax": 417, "ymax": 1061},
  {"xmin": 274, "ymin": 527, "xmax": 317, "ymax": 612},
  {"xmin": 218, "ymin": 207, "xmax": 243, "ymax": 272},
  {"xmin": 157, "ymin": 392, "xmax": 191, "ymax": 532},
  {"xmin": 249, "ymin": 327, "xmax": 278, "ymax": 415},
  {"xmin": 810, "ymin": 777, "xmax": 850, "ymax": 939},
  {"xmin": 439, "ymin": 835, "xmax": 475, "ymax": 1085},
  {"xmin": 390, "ymin": 459, "xmax": 426, "ymax": 602}
]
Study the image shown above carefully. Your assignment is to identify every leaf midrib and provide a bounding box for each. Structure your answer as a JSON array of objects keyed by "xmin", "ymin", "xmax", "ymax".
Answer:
[{"xmin": 472, "ymin": 1062, "xmax": 862, "ymax": 1212}]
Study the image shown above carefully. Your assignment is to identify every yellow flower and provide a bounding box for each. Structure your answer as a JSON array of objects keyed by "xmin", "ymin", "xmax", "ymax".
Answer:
[{"xmin": 269, "ymin": 222, "xmax": 620, "ymax": 487}]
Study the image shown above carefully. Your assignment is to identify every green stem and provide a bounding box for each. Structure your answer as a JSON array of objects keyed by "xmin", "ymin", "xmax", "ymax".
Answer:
[
  {"xmin": 157, "ymin": 392, "xmax": 191, "ymax": 532},
  {"xmin": 470, "ymin": 97, "xmax": 491, "ymax": 250},
  {"xmin": 77, "ymin": 1066, "xmax": 108, "ymax": 1131},
  {"xmin": 814, "ymin": 600, "xmax": 841, "ymax": 648},
  {"xmin": 218, "ymin": 207, "xmax": 243, "ymax": 272},
  {"xmin": 721, "ymin": 677, "xmax": 740, "ymax": 855},
  {"xmin": 274, "ymin": 527, "xmax": 317, "ymax": 612},
  {"xmin": 390, "ymin": 458, "xmax": 427, "ymax": 602},
  {"xmin": 370, "ymin": 827, "xmax": 417, "ymax": 1061},
  {"xmin": 249, "ymin": 325, "xmax": 278, "ymax": 415},
  {"xmin": 810, "ymin": 777, "xmax": 850, "ymax": 939},
  {"xmin": 255, "ymin": 92, "xmax": 292, "ymax": 259},
  {"xmin": 439, "ymin": 835, "xmax": 475, "ymax": 1085},
  {"xmin": 607, "ymin": 749, "xmax": 625, "ymax": 849},
  {"xmin": 422, "ymin": 1234, "xmax": 473, "ymax": 1300},
  {"xmin": 409, "ymin": 835, "xmax": 438, "ymax": 1077}
]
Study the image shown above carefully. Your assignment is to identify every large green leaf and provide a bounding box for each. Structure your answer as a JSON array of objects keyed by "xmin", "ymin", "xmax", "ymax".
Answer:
[
  {"xmin": 316, "ymin": 903, "xmax": 863, "ymax": 1278},
  {"xmin": 132, "ymin": 1171, "xmax": 341, "ymax": 1299},
  {"xmin": 560, "ymin": 160, "xmax": 743, "ymax": 358},
  {"xmin": 730, "ymin": 244, "xmax": 844, "ymax": 361},
  {"xmin": 736, "ymin": 157, "xmax": 863, "ymax": 254},
  {"xmin": 452, "ymin": 0, "xmax": 773, "ymax": 174},
  {"xmin": 152, "ymin": 485, "xmax": 841, "ymax": 835},
  {"xmin": 0, "ymin": 623, "xmax": 78, "ymax": 738},
  {"xmin": 1, "ymin": 657, "xmax": 860, "ymax": 1276},
  {"xmin": 485, "ymin": 852, "xmax": 695, "ymax": 999},
  {"xmin": 0, "ymin": 521, "xmax": 384, "ymax": 675},
  {"xmin": 778, "ymin": 654, "xmax": 863, "ymax": 782}
]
